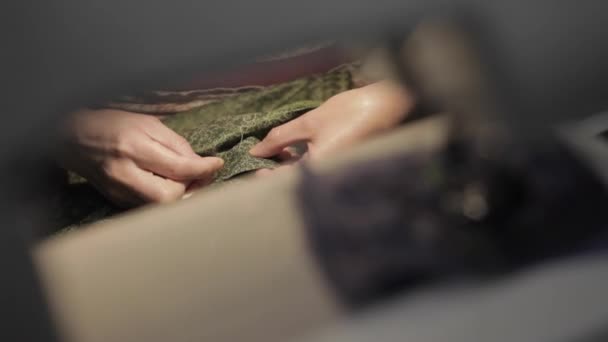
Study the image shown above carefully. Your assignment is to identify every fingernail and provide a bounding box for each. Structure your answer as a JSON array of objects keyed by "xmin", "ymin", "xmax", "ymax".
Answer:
[{"xmin": 249, "ymin": 145, "xmax": 261, "ymax": 155}]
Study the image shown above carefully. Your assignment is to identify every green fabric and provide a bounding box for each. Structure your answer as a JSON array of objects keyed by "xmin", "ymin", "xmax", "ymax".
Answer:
[
  {"xmin": 52, "ymin": 67, "xmax": 353, "ymax": 231},
  {"xmin": 173, "ymin": 100, "xmax": 322, "ymax": 170}
]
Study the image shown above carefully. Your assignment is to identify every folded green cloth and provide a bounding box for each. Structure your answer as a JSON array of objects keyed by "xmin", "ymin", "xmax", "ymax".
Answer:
[
  {"xmin": 53, "ymin": 67, "xmax": 354, "ymax": 232},
  {"xmin": 176, "ymin": 100, "xmax": 322, "ymax": 180}
]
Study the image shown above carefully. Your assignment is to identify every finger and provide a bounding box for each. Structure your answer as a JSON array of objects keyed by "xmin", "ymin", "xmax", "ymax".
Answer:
[
  {"xmin": 182, "ymin": 192, "xmax": 195, "ymax": 200},
  {"xmin": 93, "ymin": 180, "xmax": 145, "ymax": 208},
  {"xmin": 249, "ymin": 117, "xmax": 314, "ymax": 158},
  {"xmin": 118, "ymin": 160, "xmax": 188, "ymax": 203},
  {"xmin": 254, "ymin": 147, "xmax": 302, "ymax": 178},
  {"xmin": 255, "ymin": 168, "xmax": 274, "ymax": 177},
  {"xmin": 307, "ymin": 134, "xmax": 355, "ymax": 160},
  {"xmin": 145, "ymin": 119, "xmax": 199, "ymax": 157},
  {"xmin": 98, "ymin": 159, "xmax": 188, "ymax": 205},
  {"xmin": 130, "ymin": 138, "xmax": 224, "ymax": 181},
  {"xmin": 277, "ymin": 147, "xmax": 301, "ymax": 162}
]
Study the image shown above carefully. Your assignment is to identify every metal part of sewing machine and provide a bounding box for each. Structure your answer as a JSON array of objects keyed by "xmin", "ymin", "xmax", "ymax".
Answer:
[{"xmin": 383, "ymin": 20, "xmax": 608, "ymax": 266}]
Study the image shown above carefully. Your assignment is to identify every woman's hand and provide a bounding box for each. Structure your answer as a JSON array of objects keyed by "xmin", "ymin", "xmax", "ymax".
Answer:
[
  {"xmin": 59, "ymin": 108, "xmax": 223, "ymax": 207},
  {"xmin": 249, "ymin": 81, "xmax": 414, "ymax": 170}
]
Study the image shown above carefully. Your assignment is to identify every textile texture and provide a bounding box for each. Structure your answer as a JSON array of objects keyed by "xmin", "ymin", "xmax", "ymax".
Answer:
[{"xmin": 51, "ymin": 66, "xmax": 354, "ymax": 232}]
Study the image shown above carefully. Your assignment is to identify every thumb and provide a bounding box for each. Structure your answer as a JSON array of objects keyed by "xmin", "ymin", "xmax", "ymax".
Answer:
[
  {"xmin": 249, "ymin": 117, "xmax": 313, "ymax": 158},
  {"xmin": 131, "ymin": 137, "xmax": 224, "ymax": 181},
  {"xmin": 146, "ymin": 118, "xmax": 200, "ymax": 157}
]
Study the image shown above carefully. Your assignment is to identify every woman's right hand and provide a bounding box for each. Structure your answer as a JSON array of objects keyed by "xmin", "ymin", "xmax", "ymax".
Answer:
[
  {"xmin": 250, "ymin": 81, "xmax": 414, "ymax": 168},
  {"xmin": 59, "ymin": 108, "xmax": 224, "ymax": 207}
]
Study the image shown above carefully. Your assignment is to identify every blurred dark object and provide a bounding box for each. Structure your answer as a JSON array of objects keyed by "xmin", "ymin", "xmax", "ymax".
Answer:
[
  {"xmin": 300, "ymin": 128, "xmax": 608, "ymax": 308},
  {"xmin": 300, "ymin": 17, "xmax": 608, "ymax": 308}
]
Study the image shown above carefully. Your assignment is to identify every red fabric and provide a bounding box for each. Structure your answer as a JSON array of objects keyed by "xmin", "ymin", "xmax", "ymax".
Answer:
[{"xmin": 176, "ymin": 45, "xmax": 350, "ymax": 90}]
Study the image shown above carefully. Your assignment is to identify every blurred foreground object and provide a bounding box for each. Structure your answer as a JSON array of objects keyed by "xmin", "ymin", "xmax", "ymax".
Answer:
[{"xmin": 298, "ymin": 21, "xmax": 608, "ymax": 307}]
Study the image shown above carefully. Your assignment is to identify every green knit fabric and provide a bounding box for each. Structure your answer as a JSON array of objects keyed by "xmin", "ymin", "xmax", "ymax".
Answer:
[{"xmin": 53, "ymin": 67, "xmax": 354, "ymax": 231}]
